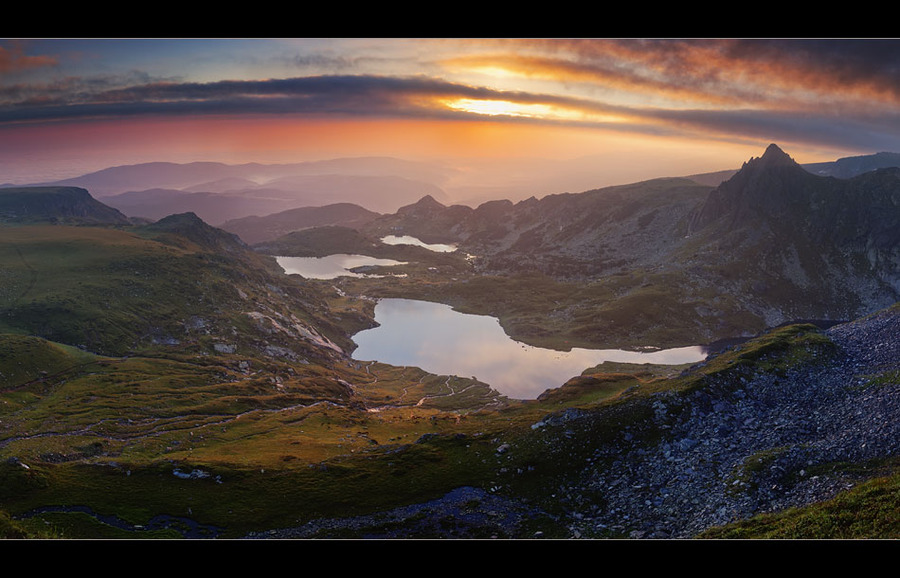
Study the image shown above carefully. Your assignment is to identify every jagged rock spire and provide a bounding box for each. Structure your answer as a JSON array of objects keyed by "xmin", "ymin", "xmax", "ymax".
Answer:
[
  {"xmin": 688, "ymin": 144, "xmax": 809, "ymax": 233},
  {"xmin": 748, "ymin": 143, "xmax": 799, "ymax": 169}
]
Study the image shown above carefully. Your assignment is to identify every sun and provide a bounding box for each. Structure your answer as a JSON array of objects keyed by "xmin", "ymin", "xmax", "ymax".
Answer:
[{"xmin": 444, "ymin": 98, "xmax": 557, "ymax": 119}]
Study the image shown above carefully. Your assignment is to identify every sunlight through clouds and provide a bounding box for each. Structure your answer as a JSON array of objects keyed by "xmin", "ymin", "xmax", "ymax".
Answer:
[
  {"xmin": 442, "ymin": 97, "xmax": 627, "ymax": 125},
  {"xmin": 2, "ymin": 38, "xmax": 900, "ymax": 184}
]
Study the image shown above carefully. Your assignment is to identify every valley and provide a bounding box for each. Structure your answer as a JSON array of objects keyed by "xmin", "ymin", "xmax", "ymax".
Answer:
[{"xmin": 1, "ymin": 144, "xmax": 898, "ymax": 540}]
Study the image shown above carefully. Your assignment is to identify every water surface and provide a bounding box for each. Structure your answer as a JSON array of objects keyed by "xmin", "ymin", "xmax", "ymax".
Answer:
[
  {"xmin": 277, "ymin": 254, "xmax": 407, "ymax": 280},
  {"xmin": 380, "ymin": 235, "xmax": 457, "ymax": 253},
  {"xmin": 351, "ymin": 298, "xmax": 707, "ymax": 400}
]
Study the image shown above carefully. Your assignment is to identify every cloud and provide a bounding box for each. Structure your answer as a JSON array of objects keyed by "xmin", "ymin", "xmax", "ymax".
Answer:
[
  {"xmin": 0, "ymin": 41, "xmax": 57, "ymax": 74},
  {"xmin": 0, "ymin": 73, "xmax": 605, "ymax": 124},
  {"xmin": 444, "ymin": 38, "xmax": 900, "ymax": 112}
]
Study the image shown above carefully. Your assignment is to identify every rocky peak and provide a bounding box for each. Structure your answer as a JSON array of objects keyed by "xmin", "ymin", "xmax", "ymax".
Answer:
[
  {"xmin": 688, "ymin": 144, "xmax": 817, "ymax": 233},
  {"xmin": 752, "ymin": 143, "xmax": 799, "ymax": 169},
  {"xmin": 396, "ymin": 194, "xmax": 446, "ymax": 216}
]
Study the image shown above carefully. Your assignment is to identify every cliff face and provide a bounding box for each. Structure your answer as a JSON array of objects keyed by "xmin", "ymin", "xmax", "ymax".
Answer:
[{"xmin": 0, "ymin": 186, "xmax": 131, "ymax": 225}]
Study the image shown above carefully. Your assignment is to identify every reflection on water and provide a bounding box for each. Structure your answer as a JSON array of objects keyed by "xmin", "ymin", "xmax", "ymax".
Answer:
[
  {"xmin": 276, "ymin": 255, "xmax": 407, "ymax": 280},
  {"xmin": 380, "ymin": 235, "xmax": 457, "ymax": 253},
  {"xmin": 351, "ymin": 298, "xmax": 708, "ymax": 400}
]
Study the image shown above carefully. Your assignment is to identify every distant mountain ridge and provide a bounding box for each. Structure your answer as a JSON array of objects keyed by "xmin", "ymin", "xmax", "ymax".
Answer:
[
  {"xmin": 803, "ymin": 151, "xmax": 900, "ymax": 178},
  {"xmin": 3, "ymin": 157, "xmax": 456, "ymax": 222},
  {"xmin": 14, "ymin": 157, "xmax": 458, "ymax": 195},
  {"xmin": 221, "ymin": 203, "xmax": 381, "ymax": 245},
  {"xmin": 687, "ymin": 149, "xmax": 900, "ymax": 186}
]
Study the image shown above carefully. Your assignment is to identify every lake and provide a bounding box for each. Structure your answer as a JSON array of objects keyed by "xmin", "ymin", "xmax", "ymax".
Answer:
[
  {"xmin": 351, "ymin": 298, "xmax": 708, "ymax": 400},
  {"xmin": 276, "ymin": 254, "xmax": 407, "ymax": 280},
  {"xmin": 380, "ymin": 235, "xmax": 457, "ymax": 253}
]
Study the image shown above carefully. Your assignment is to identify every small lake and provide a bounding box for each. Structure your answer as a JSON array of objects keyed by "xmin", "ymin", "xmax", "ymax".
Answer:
[
  {"xmin": 380, "ymin": 235, "xmax": 457, "ymax": 253},
  {"xmin": 351, "ymin": 298, "xmax": 708, "ymax": 400},
  {"xmin": 277, "ymin": 254, "xmax": 407, "ymax": 280}
]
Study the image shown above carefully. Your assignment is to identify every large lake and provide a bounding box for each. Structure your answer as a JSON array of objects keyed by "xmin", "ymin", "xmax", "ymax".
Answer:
[{"xmin": 351, "ymin": 298, "xmax": 708, "ymax": 400}]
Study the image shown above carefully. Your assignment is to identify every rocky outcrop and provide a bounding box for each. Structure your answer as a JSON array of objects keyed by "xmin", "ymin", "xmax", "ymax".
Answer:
[{"xmin": 0, "ymin": 186, "xmax": 131, "ymax": 225}]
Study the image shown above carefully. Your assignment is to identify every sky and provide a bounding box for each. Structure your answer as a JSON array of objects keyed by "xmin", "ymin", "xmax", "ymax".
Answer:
[{"xmin": 2, "ymin": 38, "xmax": 900, "ymax": 198}]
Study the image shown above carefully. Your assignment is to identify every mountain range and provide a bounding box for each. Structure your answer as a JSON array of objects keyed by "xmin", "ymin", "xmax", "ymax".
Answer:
[
  {"xmin": 2, "ymin": 143, "xmax": 897, "ymax": 351},
  {"xmin": 0, "ymin": 143, "xmax": 897, "ymax": 540},
  {"xmin": 262, "ymin": 144, "xmax": 896, "ymax": 349},
  {"xmin": 2, "ymin": 157, "xmax": 454, "ymax": 224},
  {"xmin": 6, "ymin": 148, "xmax": 900, "ymax": 227}
]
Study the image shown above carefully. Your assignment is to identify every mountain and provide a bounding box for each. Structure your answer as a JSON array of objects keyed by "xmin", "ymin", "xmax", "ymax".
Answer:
[
  {"xmin": 221, "ymin": 203, "xmax": 381, "ymax": 245},
  {"xmin": 96, "ymin": 175, "xmax": 446, "ymax": 224},
  {"xmin": 803, "ymin": 151, "xmax": 900, "ymax": 178},
  {"xmin": 683, "ymin": 144, "xmax": 900, "ymax": 324},
  {"xmin": 142, "ymin": 212, "xmax": 249, "ymax": 254},
  {"xmin": 360, "ymin": 177, "xmax": 712, "ymax": 277},
  {"xmin": 272, "ymin": 144, "xmax": 898, "ymax": 349},
  {"xmin": 18, "ymin": 157, "xmax": 456, "ymax": 195},
  {"xmin": 98, "ymin": 188, "xmax": 278, "ymax": 225},
  {"xmin": 0, "ymin": 186, "xmax": 131, "ymax": 225},
  {"xmin": 0, "ymin": 194, "xmax": 357, "ymax": 360}
]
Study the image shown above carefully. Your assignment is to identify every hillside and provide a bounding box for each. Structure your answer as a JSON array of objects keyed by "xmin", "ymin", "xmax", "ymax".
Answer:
[
  {"xmin": 682, "ymin": 144, "xmax": 900, "ymax": 327},
  {"xmin": 221, "ymin": 203, "xmax": 381, "ymax": 245},
  {"xmin": 0, "ymin": 209, "xmax": 356, "ymax": 361},
  {"xmin": 0, "ymin": 188, "xmax": 515, "ymax": 539}
]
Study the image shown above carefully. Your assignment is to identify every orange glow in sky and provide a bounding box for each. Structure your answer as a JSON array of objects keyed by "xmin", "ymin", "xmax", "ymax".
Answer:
[{"xmin": 1, "ymin": 38, "xmax": 895, "ymax": 190}]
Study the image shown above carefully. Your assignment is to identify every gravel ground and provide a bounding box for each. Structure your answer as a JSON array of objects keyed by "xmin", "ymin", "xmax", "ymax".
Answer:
[{"xmin": 562, "ymin": 305, "xmax": 900, "ymax": 538}]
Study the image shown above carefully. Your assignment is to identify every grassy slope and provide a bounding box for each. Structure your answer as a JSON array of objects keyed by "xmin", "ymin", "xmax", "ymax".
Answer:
[{"xmin": 0, "ymin": 341, "xmax": 535, "ymax": 538}]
